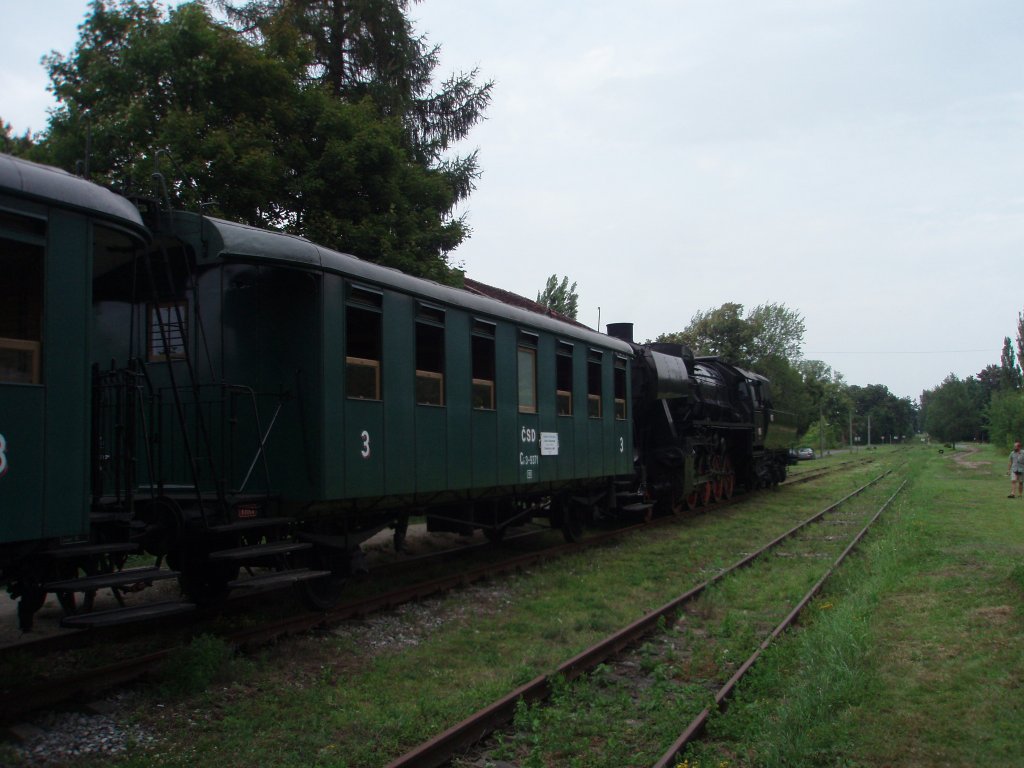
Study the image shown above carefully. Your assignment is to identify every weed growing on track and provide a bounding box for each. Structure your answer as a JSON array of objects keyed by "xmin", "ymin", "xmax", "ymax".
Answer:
[{"xmin": 156, "ymin": 634, "xmax": 236, "ymax": 697}]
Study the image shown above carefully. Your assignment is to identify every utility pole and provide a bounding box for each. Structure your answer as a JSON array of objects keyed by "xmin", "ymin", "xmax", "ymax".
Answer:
[{"xmin": 867, "ymin": 414, "xmax": 872, "ymax": 448}]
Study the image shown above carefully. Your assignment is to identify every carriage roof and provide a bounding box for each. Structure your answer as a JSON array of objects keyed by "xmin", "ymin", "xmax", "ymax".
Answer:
[
  {"xmin": 0, "ymin": 154, "xmax": 147, "ymax": 236},
  {"xmin": 190, "ymin": 212, "xmax": 632, "ymax": 354}
]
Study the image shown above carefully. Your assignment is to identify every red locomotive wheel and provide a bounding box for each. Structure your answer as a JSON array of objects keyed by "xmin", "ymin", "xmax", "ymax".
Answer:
[
  {"xmin": 722, "ymin": 456, "xmax": 735, "ymax": 499},
  {"xmin": 675, "ymin": 488, "xmax": 699, "ymax": 512},
  {"xmin": 710, "ymin": 456, "xmax": 724, "ymax": 502}
]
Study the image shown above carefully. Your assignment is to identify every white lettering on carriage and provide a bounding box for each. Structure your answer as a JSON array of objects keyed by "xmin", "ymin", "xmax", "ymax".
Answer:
[{"xmin": 0, "ymin": 433, "xmax": 7, "ymax": 478}]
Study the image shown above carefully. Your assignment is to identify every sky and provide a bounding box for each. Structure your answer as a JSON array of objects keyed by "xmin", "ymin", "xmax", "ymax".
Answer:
[{"xmin": 3, "ymin": 0, "xmax": 1023, "ymax": 402}]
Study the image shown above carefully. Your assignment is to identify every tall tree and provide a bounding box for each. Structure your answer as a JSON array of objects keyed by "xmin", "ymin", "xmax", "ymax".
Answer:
[
  {"xmin": 535, "ymin": 275, "xmax": 579, "ymax": 319},
  {"xmin": 654, "ymin": 302, "xmax": 804, "ymax": 367},
  {"xmin": 223, "ymin": 0, "xmax": 492, "ymax": 199},
  {"xmin": 747, "ymin": 303, "xmax": 805, "ymax": 362},
  {"xmin": 797, "ymin": 360, "xmax": 847, "ymax": 436},
  {"xmin": 922, "ymin": 374, "xmax": 981, "ymax": 444},
  {"xmin": 986, "ymin": 389, "xmax": 1024, "ymax": 449},
  {"xmin": 42, "ymin": 1, "xmax": 300, "ymax": 222},
  {"xmin": 999, "ymin": 336, "xmax": 1021, "ymax": 390},
  {"xmin": 758, "ymin": 354, "xmax": 814, "ymax": 432},
  {"xmin": 655, "ymin": 303, "xmax": 753, "ymax": 363},
  {"xmin": 848, "ymin": 383, "xmax": 916, "ymax": 444},
  {"xmin": 1017, "ymin": 310, "xmax": 1024, "ymax": 374},
  {"xmin": 36, "ymin": 0, "xmax": 489, "ymax": 282}
]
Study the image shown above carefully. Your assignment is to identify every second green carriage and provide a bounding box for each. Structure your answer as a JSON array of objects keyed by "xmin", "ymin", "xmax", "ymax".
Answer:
[{"xmin": 91, "ymin": 205, "xmax": 636, "ymax": 588}]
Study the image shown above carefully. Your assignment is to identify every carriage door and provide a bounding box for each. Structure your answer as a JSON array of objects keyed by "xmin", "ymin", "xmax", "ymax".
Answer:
[
  {"xmin": 517, "ymin": 331, "xmax": 540, "ymax": 484},
  {"xmin": 0, "ymin": 209, "xmax": 47, "ymax": 541}
]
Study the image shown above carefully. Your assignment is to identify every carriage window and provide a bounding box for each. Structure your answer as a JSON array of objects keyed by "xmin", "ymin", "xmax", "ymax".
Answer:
[
  {"xmin": 471, "ymin": 321, "xmax": 496, "ymax": 410},
  {"xmin": 518, "ymin": 331, "xmax": 538, "ymax": 414},
  {"xmin": 346, "ymin": 304, "xmax": 382, "ymax": 400},
  {"xmin": 556, "ymin": 341, "xmax": 573, "ymax": 416},
  {"xmin": 415, "ymin": 321, "xmax": 445, "ymax": 406},
  {"xmin": 0, "ymin": 235, "xmax": 44, "ymax": 384},
  {"xmin": 587, "ymin": 352, "xmax": 603, "ymax": 418},
  {"xmin": 518, "ymin": 347, "xmax": 537, "ymax": 413},
  {"xmin": 614, "ymin": 357, "xmax": 628, "ymax": 420},
  {"xmin": 148, "ymin": 301, "xmax": 188, "ymax": 361}
]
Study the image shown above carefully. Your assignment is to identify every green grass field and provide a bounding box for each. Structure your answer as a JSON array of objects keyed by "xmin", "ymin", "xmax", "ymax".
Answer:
[{"xmin": 685, "ymin": 443, "xmax": 1024, "ymax": 767}]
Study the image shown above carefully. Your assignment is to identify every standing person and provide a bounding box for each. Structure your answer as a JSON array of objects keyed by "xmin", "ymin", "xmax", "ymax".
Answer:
[{"xmin": 1009, "ymin": 442, "xmax": 1024, "ymax": 498}]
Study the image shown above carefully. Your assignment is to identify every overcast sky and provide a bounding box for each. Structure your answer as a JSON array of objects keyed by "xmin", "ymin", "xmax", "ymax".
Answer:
[{"xmin": 3, "ymin": 1, "xmax": 1022, "ymax": 402}]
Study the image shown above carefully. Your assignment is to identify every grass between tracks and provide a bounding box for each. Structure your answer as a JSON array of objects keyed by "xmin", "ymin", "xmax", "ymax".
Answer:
[
  {"xmin": 14, "ymin": 446, "xmax": 1018, "ymax": 767},
  {"xmin": 683, "ymin": 443, "xmax": 1024, "ymax": 768}
]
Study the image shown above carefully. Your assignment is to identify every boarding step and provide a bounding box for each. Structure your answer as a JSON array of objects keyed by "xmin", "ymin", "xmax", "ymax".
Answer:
[
  {"xmin": 60, "ymin": 600, "xmax": 196, "ymax": 629},
  {"xmin": 42, "ymin": 542, "xmax": 141, "ymax": 559},
  {"xmin": 207, "ymin": 516, "xmax": 295, "ymax": 535},
  {"xmin": 208, "ymin": 541, "xmax": 312, "ymax": 561},
  {"xmin": 44, "ymin": 566, "xmax": 179, "ymax": 593},
  {"xmin": 227, "ymin": 568, "xmax": 332, "ymax": 590}
]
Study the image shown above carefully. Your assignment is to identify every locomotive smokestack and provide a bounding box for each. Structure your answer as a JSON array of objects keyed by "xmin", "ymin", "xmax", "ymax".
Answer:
[{"xmin": 606, "ymin": 322, "xmax": 634, "ymax": 343}]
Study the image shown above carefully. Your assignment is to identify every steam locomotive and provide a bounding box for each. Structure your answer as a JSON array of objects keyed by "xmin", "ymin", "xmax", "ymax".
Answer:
[{"xmin": 0, "ymin": 154, "xmax": 794, "ymax": 629}]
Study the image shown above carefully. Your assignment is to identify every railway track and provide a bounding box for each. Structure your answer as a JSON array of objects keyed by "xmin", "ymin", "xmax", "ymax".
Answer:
[
  {"xmin": 0, "ymin": 455, "xmax": 884, "ymax": 726},
  {"xmin": 0, "ymin": 511, "xmax": 690, "ymax": 721},
  {"xmin": 1, "ymin": 452, "xmax": 866, "ymax": 656},
  {"xmin": 384, "ymin": 470, "xmax": 905, "ymax": 768}
]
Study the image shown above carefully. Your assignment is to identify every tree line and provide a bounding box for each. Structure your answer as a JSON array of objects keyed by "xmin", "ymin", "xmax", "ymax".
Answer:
[
  {"xmin": 2, "ymin": 0, "xmax": 492, "ymax": 284},
  {"xmin": 921, "ymin": 313, "xmax": 1024, "ymax": 448},
  {"xmin": 529, "ymin": 280, "xmax": 919, "ymax": 449}
]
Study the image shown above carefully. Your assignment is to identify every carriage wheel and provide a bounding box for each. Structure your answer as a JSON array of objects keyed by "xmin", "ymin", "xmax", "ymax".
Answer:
[
  {"xmin": 169, "ymin": 549, "xmax": 238, "ymax": 607},
  {"xmin": 561, "ymin": 502, "xmax": 586, "ymax": 543},
  {"xmin": 299, "ymin": 545, "xmax": 350, "ymax": 610}
]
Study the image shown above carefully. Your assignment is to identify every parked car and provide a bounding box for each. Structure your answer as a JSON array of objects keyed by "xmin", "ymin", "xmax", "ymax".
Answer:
[{"xmin": 797, "ymin": 447, "xmax": 816, "ymax": 460}]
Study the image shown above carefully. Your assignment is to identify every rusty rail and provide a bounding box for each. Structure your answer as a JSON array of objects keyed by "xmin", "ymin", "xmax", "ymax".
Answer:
[
  {"xmin": 383, "ymin": 472, "xmax": 892, "ymax": 768},
  {"xmin": 652, "ymin": 478, "xmax": 907, "ymax": 766}
]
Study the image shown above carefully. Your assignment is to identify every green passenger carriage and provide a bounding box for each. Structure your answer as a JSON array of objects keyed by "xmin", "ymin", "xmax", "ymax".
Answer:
[
  {"xmin": 128, "ymin": 211, "xmax": 635, "ymax": 540},
  {"xmin": 1, "ymin": 154, "xmax": 634, "ymax": 626}
]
